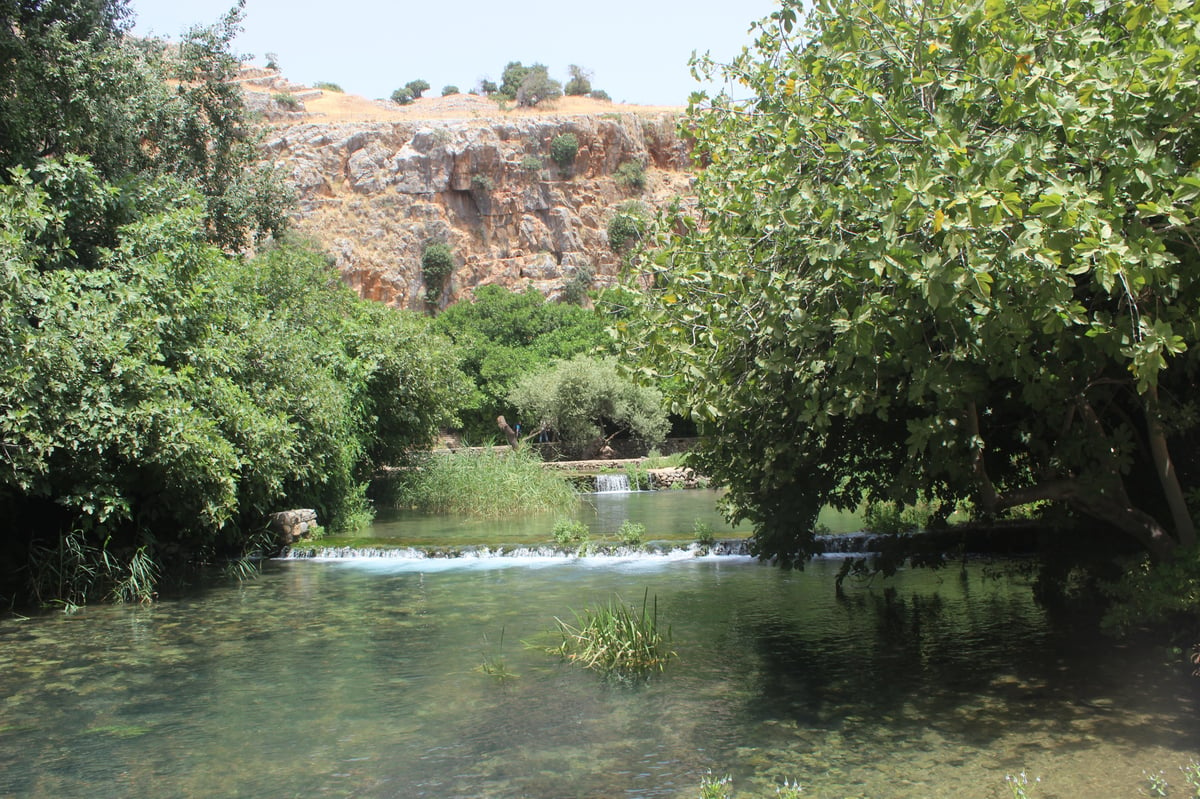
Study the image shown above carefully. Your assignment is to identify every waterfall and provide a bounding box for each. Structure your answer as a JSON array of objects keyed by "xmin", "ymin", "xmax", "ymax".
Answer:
[{"xmin": 594, "ymin": 473, "xmax": 631, "ymax": 493}]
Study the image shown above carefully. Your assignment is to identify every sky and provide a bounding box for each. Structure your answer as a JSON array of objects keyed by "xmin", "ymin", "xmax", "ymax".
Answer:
[{"xmin": 129, "ymin": 0, "xmax": 784, "ymax": 107}]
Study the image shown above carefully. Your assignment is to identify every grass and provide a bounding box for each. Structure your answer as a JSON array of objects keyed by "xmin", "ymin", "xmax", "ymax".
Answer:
[
  {"xmin": 549, "ymin": 589, "xmax": 675, "ymax": 680},
  {"xmin": 389, "ymin": 448, "xmax": 577, "ymax": 519}
]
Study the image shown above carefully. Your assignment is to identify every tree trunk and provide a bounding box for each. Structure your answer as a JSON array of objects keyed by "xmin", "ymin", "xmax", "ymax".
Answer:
[{"xmin": 1144, "ymin": 386, "xmax": 1196, "ymax": 548}]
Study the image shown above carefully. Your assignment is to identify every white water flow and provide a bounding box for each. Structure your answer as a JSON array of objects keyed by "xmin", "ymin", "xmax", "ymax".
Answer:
[{"xmin": 594, "ymin": 473, "xmax": 631, "ymax": 493}]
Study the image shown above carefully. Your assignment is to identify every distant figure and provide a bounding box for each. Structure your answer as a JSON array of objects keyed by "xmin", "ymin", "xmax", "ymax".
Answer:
[{"xmin": 496, "ymin": 415, "xmax": 520, "ymax": 449}]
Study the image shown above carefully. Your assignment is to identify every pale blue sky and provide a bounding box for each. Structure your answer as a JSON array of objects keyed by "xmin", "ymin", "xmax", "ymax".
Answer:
[{"xmin": 130, "ymin": 0, "xmax": 783, "ymax": 107}]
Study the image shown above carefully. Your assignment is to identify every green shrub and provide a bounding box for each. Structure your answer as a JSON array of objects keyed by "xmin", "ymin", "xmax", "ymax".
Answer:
[
  {"xmin": 590, "ymin": 89, "xmax": 612, "ymax": 102},
  {"xmin": 607, "ymin": 211, "xmax": 645, "ymax": 253},
  {"xmin": 442, "ymin": 85, "xmax": 459, "ymax": 96},
  {"xmin": 471, "ymin": 173, "xmax": 495, "ymax": 192},
  {"xmin": 617, "ymin": 520, "xmax": 646, "ymax": 547},
  {"xmin": 272, "ymin": 92, "xmax": 301, "ymax": 111},
  {"xmin": 550, "ymin": 132, "xmax": 579, "ymax": 169},
  {"xmin": 405, "ymin": 79, "xmax": 430, "ymax": 99},
  {"xmin": 498, "ymin": 61, "xmax": 530, "ymax": 100},
  {"xmin": 313, "ymin": 81, "xmax": 343, "ymax": 92},
  {"xmin": 479, "ymin": 79, "xmax": 498, "ymax": 95},
  {"xmin": 614, "ymin": 160, "xmax": 646, "ymax": 192},
  {"xmin": 553, "ymin": 518, "xmax": 590, "ymax": 546},
  {"xmin": 517, "ymin": 65, "xmax": 562, "ymax": 107},
  {"xmin": 421, "ymin": 242, "xmax": 455, "ymax": 304},
  {"xmin": 390, "ymin": 87, "xmax": 413, "ymax": 105},
  {"xmin": 520, "ymin": 154, "xmax": 544, "ymax": 172},
  {"xmin": 565, "ymin": 64, "xmax": 592, "ymax": 96},
  {"xmin": 561, "ymin": 263, "xmax": 594, "ymax": 306}
]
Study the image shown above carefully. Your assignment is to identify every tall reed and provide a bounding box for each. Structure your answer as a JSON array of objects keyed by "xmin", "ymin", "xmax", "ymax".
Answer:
[
  {"xmin": 390, "ymin": 448, "xmax": 577, "ymax": 518},
  {"xmin": 550, "ymin": 589, "xmax": 675, "ymax": 680}
]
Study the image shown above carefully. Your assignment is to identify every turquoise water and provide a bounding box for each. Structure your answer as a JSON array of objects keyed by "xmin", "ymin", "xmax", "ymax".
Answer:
[{"xmin": 1, "ymin": 548, "xmax": 1197, "ymax": 799}]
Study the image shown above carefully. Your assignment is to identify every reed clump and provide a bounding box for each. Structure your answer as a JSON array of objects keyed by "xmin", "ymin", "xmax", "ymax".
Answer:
[
  {"xmin": 550, "ymin": 589, "xmax": 675, "ymax": 680},
  {"xmin": 390, "ymin": 448, "xmax": 577, "ymax": 518}
]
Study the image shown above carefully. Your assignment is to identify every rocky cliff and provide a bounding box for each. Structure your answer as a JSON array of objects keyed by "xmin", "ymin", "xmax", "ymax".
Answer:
[{"xmin": 263, "ymin": 108, "xmax": 692, "ymax": 310}]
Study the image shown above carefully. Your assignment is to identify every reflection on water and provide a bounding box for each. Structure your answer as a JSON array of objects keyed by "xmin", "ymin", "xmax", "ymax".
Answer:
[
  {"xmin": 1, "ymin": 557, "xmax": 1197, "ymax": 799},
  {"xmin": 362, "ymin": 488, "xmax": 863, "ymax": 547}
]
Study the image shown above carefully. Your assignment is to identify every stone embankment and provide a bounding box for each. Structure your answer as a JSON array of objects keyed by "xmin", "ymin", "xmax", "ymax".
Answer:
[{"xmin": 261, "ymin": 110, "xmax": 692, "ymax": 309}]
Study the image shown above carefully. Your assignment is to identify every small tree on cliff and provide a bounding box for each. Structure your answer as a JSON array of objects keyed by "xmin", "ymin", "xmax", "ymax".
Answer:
[
  {"xmin": 632, "ymin": 0, "xmax": 1200, "ymax": 566},
  {"xmin": 421, "ymin": 242, "xmax": 455, "ymax": 306}
]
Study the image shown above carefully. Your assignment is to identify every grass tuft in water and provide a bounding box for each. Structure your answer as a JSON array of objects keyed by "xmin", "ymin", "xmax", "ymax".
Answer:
[
  {"xmin": 549, "ymin": 588, "xmax": 675, "ymax": 680},
  {"xmin": 390, "ymin": 448, "xmax": 577, "ymax": 518},
  {"xmin": 477, "ymin": 628, "xmax": 517, "ymax": 683}
]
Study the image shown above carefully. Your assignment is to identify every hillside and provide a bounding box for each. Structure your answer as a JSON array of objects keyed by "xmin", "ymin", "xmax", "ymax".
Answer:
[{"xmin": 247, "ymin": 74, "xmax": 693, "ymax": 310}]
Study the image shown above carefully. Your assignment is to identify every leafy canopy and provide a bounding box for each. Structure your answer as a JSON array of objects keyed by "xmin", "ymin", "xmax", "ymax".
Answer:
[{"xmin": 633, "ymin": 0, "xmax": 1200, "ymax": 564}]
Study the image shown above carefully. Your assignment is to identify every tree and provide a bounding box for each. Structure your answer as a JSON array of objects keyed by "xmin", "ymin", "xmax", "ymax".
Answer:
[
  {"xmin": 421, "ymin": 241, "xmax": 455, "ymax": 305},
  {"xmin": 390, "ymin": 87, "xmax": 414, "ymax": 105},
  {"xmin": 498, "ymin": 61, "xmax": 531, "ymax": 100},
  {"xmin": 632, "ymin": 0, "xmax": 1200, "ymax": 565},
  {"xmin": 565, "ymin": 64, "xmax": 592, "ymax": 96},
  {"xmin": 508, "ymin": 355, "xmax": 669, "ymax": 457},
  {"xmin": 431, "ymin": 285, "xmax": 614, "ymax": 441},
  {"xmin": 516, "ymin": 64, "xmax": 562, "ymax": 107},
  {"xmin": 405, "ymin": 79, "xmax": 430, "ymax": 99}
]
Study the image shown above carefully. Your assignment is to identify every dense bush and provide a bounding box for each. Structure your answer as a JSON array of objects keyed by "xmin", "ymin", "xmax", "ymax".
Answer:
[
  {"xmin": 405, "ymin": 79, "xmax": 430, "ymax": 99},
  {"xmin": 561, "ymin": 263, "xmax": 594, "ymax": 306},
  {"xmin": 442, "ymin": 85, "xmax": 459, "ymax": 96},
  {"xmin": 589, "ymin": 89, "xmax": 612, "ymax": 102},
  {"xmin": 520, "ymin": 154, "xmax": 544, "ymax": 172},
  {"xmin": 613, "ymin": 160, "xmax": 646, "ymax": 192},
  {"xmin": 390, "ymin": 87, "xmax": 413, "ymax": 105},
  {"xmin": 313, "ymin": 81, "xmax": 343, "ymax": 92},
  {"xmin": 565, "ymin": 65, "xmax": 592, "ymax": 96},
  {"xmin": 421, "ymin": 242, "xmax": 455, "ymax": 304},
  {"xmin": 607, "ymin": 205, "xmax": 646, "ymax": 253},
  {"xmin": 498, "ymin": 62, "xmax": 530, "ymax": 100},
  {"xmin": 508, "ymin": 355, "xmax": 669, "ymax": 458},
  {"xmin": 550, "ymin": 133, "xmax": 579, "ymax": 169},
  {"xmin": 430, "ymin": 285, "xmax": 615, "ymax": 441},
  {"xmin": 516, "ymin": 65, "xmax": 562, "ymax": 107}
]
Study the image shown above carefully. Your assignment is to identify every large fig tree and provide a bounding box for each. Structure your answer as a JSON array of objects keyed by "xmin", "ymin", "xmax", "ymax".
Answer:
[{"xmin": 633, "ymin": 0, "xmax": 1200, "ymax": 563}]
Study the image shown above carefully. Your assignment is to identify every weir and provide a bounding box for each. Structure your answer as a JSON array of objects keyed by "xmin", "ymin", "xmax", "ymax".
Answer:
[{"xmin": 594, "ymin": 473, "xmax": 632, "ymax": 493}]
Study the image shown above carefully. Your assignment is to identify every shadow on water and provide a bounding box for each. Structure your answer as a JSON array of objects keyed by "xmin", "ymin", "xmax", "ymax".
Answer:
[{"xmin": 0, "ymin": 552, "xmax": 1197, "ymax": 799}]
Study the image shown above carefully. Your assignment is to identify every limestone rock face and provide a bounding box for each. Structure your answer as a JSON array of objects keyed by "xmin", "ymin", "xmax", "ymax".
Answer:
[{"xmin": 263, "ymin": 113, "xmax": 692, "ymax": 309}]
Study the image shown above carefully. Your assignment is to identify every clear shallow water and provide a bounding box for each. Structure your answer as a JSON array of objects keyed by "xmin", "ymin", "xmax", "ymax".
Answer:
[{"xmin": 1, "ymin": 554, "xmax": 1197, "ymax": 799}]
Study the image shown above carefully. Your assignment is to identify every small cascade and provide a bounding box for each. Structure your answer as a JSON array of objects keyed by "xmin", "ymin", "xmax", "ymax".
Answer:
[{"xmin": 594, "ymin": 473, "xmax": 631, "ymax": 493}]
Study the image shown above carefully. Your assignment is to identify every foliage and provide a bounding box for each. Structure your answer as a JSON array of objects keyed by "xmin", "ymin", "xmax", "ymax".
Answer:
[
  {"xmin": 590, "ymin": 89, "xmax": 612, "ymax": 102},
  {"xmin": 1005, "ymin": 771, "xmax": 1041, "ymax": 799},
  {"xmin": 614, "ymin": 159, "xmax": 646, "ymax": 193},
  {"xmin": 272, "ymin": 92, "xmax": 300, "ymax": 110},
  {"xmin": 405, "ymin": 79, "xmax": 430, "ymax": 99},
  {"xmin": 608, "ymin": 205, "xmax": 647, "ymax": 253},
  {"xmin": 388, "ymin": 448, "xmax": 577, "ymax": 518},
  {"xmin": 552, "ymin": 518, "xmax": 590, "ymax": 547},
  {"xmin": 565, "ymin": 64, "xmax": 592, "ymax": 96},
  {"xmin": 313, "ymin": 81, "xmax": 343, "ymax": 92},
  {"xmin": 550, "ymin": 132, "xmax": 579, "ymax": 169},
  {"xmin": 430, "ymin": 285, "xmax": 615, "ymax": 441},
  {"xmin": 561, "ymin": 262, "xmax": 594, "ymax": 306},
  {"xmin": 479, "ymin": 79, "xmax": 498, "ymax": 96},
  {"xmin": 698, "ymin": 773, "xmax": 733, "ymax": 799},
  {"xmin": 471, "ymin": 173, "xmax": 495, "ymax": 192},
  {"xmin": 520, "ymin": 154, "xmax": 544, "ymax": 173},
  {"xmin": 508, "ymin": 354, "xmax": 670, "ymax": 457},
  {"xmin": 442, "ymin": 85, "xmax": 459, "ymax": 96},
  {"xmin": 617, "ymin": 520, "xmax": 646, "ymax": 547},
  {"xmin": 0, "ymin": 0, "xmax": 290, "ymax": 253},
  {"xmin": 390, "ymin": 87, "xmax": 413, "ymax": 105},
  {"xmin": 631, "ymin": 0, "xmax": 1200, "ymax": 566},
  {"xmin": 421, "ymin": 241, "xmax": 455, "ymax": 305},
  {"xmin": 517, "ymin": 65, "xmax": 562, "ymax": 107},
  {"xmin": 0, "ymin": 179, "xmax": 465, "ymax": 605},
  {"xmin": 1102, "ymin": 546, "xmax": 1200, "ymax": 637},
  {"xmin": 498, "ymin": 61, "xmax": 531, "ymax": 100},
  {"xmin": 549, "ymin": 590, "xmax": 675, "ymax": 680}
]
